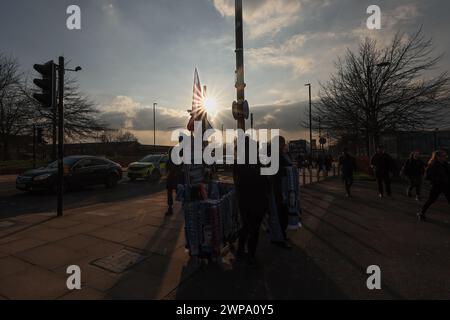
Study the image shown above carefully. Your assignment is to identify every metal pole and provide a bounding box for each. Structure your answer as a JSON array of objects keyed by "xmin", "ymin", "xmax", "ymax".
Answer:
[
  {"xmin": 52, "ymin": 63, "xmax": 57, "ymax": 161},
  {"xmin": 251, "ymin": 113, "xmax": 254, "ymax": 129},
  {"xmin": 235, "ymin": 0, "xmax": 246, "ymax": 130},
  {"xmin": 319, "ymin": 117, "xmax": 322, "ymax": 150},
  {"xmin": 57, "ymin": 56, "xmax": 65, "ymax": 217},
  {"xmin": 306, "ymin": 84, "xmax": 312, "ymax": 156},
  {"xmin": 33, "ymin": 125, "xmax": 36, "ymax": 169},
  {"xmin": 153, "ymin": 103, "xmax": 157, "ymax": 151}
]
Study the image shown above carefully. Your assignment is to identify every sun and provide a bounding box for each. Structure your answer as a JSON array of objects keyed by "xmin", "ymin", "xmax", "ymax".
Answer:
[{"xmin": 203, "ymin": 96, "xmax": 218, "ymax": 116}]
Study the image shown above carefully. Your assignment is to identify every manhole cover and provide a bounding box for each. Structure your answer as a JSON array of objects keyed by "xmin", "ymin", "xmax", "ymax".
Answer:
[
  {"xmin": 0, "ymin": 220, "xmax": 17, "ymax": 230},
  {"xmin": 91, "ymin": 249, "xmax": 147, "ymax": 273}
]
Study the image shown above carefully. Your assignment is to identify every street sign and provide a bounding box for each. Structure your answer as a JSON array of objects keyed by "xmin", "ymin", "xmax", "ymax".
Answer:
[{"xmin": 232, "ymin": 100, "xmax": 250, "ymax": 120}]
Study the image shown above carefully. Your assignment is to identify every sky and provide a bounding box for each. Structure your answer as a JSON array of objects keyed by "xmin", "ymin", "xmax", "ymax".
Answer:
[{"xmin": 1, "ymin": 0, "xmax": 450, "ymax": 145}]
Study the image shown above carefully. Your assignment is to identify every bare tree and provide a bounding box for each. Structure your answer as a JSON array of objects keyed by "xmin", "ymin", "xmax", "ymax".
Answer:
[
  {"xmin": 315, "ymin": 29, "xmax": 450, "ymax": 155},
  {"xmin": 98, "ymin": 129, "xmax": 138, "ymax": 143},
  {"xmin": 0, "ymin": 54, "xmax": 34, "ymax": 160},
  {"xmin": 34, "ymin": 77, "xmax": 107, "ymax": 143}
]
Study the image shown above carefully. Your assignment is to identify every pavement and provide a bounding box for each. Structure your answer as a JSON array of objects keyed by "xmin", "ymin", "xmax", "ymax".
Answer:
[{"xmin": 0, "ymin": 173, "xmax": 449, "ymax": 300}]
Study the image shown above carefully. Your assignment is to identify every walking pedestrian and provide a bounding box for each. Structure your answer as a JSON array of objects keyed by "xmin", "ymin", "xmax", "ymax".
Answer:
[
  {"xmin": 297, "ymin": 154, "xmax": 305, "ymax": 169},
  {"xmin": 234, "ymin": 137, "xmax": 271, "ymax": 266},
  {"xmin": 166, "ymin": 147, "xmax": 184, "ymax": 216},
  {"xmin": 338, "ymin": 148, "xmax": 357, "ymax": 197},
  {"xmin": 402, "ymin": 151, "xmax": 425, "ymax": 201},
  {"xmin": 417, "ymin": 150, "xmax": 450, "ymax": 221},
  {"xmin": 272, "ymin": 136, "xmax": 293, "ymax": 249},
  {"xmin": 370, "ymin": 145, "xmax": 394, "ymax": 198},
  {"xmin": 317, "ymin": 153, "xmax": 325, "ymax": 174},
  {"xmin": 325, "ymin": 154, "xmax": 333, "ymax": 176}
]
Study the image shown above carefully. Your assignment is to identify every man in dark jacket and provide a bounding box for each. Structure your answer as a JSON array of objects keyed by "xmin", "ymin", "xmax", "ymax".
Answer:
[
  {"xmin": 339, "ymin": 148, "xmax": 357, "ymax": 197},
  {"xmin": 272, "ymin": 136, "xmax": 294, "ymax": 249},
  {"xmin": 418, "ymin": 150, "xmax": 450, "ymax": 221},
  {"xmin": 402, "ymin": 151, "xmax": 426, "ymax": 201},
  {"xmin": 371, "ymin": 145, "xmax": 394, "ymax": 198},
  {"xmin": 234, "ymin": 137, "xmax": 271, "ymax": 265}
]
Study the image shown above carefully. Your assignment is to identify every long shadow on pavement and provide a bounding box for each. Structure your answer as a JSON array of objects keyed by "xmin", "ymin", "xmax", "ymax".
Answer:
[{"xmin": 171, "ymin": 236, "xmax": 347, "ymax": 300}]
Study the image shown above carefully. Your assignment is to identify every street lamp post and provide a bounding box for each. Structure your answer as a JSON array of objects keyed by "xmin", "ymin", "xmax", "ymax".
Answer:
[
  {"xmin": 318, "ymin": 117, "xmax": 322, "ymax": 150},
  {"xmin": 305, "ymin": 83, "xmax": 312, "ymax": 156},
  {"xmin": 153, "ymin": 103, "xmax": 157, "ymax": 151}
]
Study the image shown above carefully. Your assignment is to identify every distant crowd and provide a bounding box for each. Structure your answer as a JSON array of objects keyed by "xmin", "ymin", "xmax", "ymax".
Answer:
[{"xmin": 336, "ymin": 146, "xmax": 450, "ymax": 221}]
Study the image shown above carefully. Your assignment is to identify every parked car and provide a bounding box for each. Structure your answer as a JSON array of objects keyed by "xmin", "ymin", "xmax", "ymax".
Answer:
[
  {"xmin": 16, "ymin": 156, "xmax": 123, "ymax": 192},
  {"xmin": 127, "ymin": 154, "xmax": 168, "ymax": 182}
]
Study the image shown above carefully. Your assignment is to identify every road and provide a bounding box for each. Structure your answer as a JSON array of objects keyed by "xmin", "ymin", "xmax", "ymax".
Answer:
[{"xmin": 0, "ymin": 174, "xmax": 166, "ymax": 219}]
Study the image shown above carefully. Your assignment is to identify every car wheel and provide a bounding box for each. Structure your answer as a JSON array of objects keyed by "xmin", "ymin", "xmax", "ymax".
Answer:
[{"xmin": 106, "ymin": 173, "xmax": 119, "ymax": 188}]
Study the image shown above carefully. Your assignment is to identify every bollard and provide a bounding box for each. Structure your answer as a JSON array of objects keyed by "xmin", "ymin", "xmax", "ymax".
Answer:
[
  {"xmin": 309, "ymin": 169, "xmax": 313, "ymax": 184},
  {"xmin": 317, "ymin": 169, "xmax": 320, "ymax": 182},
  {"xmin": 302, "ymin": 168, "xmax": 306, "ymax": 186}
]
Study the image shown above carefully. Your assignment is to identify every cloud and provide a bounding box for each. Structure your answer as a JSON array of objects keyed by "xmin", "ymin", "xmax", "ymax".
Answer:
[
  {"xmin": 244, "ymin": 2, "xmax": 423, "ymax": 79},
  {"xmin": 132, "ymin": 107, "xmax": 187, "ymax": 131},
  {"xmin": 212, "ymin": 0, "xmax": 302, "ymax": 38},
  {"xmin": 98, "ymin": 95, "xmax": 190, "ymax": 132},
  {"xmin": 247, "ymin": 35, "xmax": 315, "ymax": 77},
  {"xmin": 98, "ymin": 111, "xmax": 128, "ymax": 130}
]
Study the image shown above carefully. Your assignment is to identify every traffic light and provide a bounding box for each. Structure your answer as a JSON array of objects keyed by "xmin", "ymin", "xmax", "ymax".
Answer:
[{"xmin": 33, "ymin": 61, "xmax": 56, "ymax": 107}]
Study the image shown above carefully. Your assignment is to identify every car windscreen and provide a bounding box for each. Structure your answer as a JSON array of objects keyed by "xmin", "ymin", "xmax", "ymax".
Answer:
[{"xmin": 139, "ymin": 155, "xmax": 161, "ymax": 163}]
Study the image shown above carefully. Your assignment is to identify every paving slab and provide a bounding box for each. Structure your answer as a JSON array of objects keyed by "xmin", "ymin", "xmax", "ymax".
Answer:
[
  {"xmin": 0, "ymin": 266, "xmax": 69, "ymax": 300},
  {"xmin": 15, "ymin": 242, "xmax": 89, "ymax": 270},
  {"xmin": 0, "ymin": 237, "xmax": 46, "ymax": 254}
]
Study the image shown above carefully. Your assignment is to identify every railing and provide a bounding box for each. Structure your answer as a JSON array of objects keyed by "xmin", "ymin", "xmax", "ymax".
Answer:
[{"xmin": 299, "ymin": 163, "xmax": 339, "ymax": 187}]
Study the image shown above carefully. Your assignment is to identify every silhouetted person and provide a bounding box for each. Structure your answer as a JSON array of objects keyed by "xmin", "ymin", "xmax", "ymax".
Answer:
[
  {"xmin": 272, "ymin": 136, "xmax": 293, "ymax": 249},
  {"xmin": 339, "ymin": 148, "xmax": 357, "ymax": 197},
  {"xmin": 317, "ymin": 153, "xmax": 325, "ymax": 173},
  {"xmin": 418, "ymin": 150, "xmax": 450, "ymax": 221},
  {"xmin": 297, "ymin": 154, "xmax": 305, "ymax": 169},
  {"xmin": 325, "ymin": 154, "xmax": 333, "ymax": 175},
  {"xmin": 371, "ymin": 145, "xmax": 393, "ymax": 198},
  {"xmin": 166, "ymin": 145, "xmax": 184, "ymax": 216},
  {"xmin": 234, "ymin": 137, "xmax": 271, "ymax": 266},
  {"xmin": 402, "ymin": 151, "xmax": 425, "ymax": 201}
]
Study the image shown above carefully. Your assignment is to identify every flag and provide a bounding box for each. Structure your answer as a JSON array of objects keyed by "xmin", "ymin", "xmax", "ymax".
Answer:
[{"xmin": 187, "ymin": 68, "xmax": 204, "ymax": 131}]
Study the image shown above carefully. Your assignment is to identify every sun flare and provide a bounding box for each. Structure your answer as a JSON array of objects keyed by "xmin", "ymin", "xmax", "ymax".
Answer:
[{"xmin": 203, "ymin": 96, "xmax": 218, "ymax": 115}]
